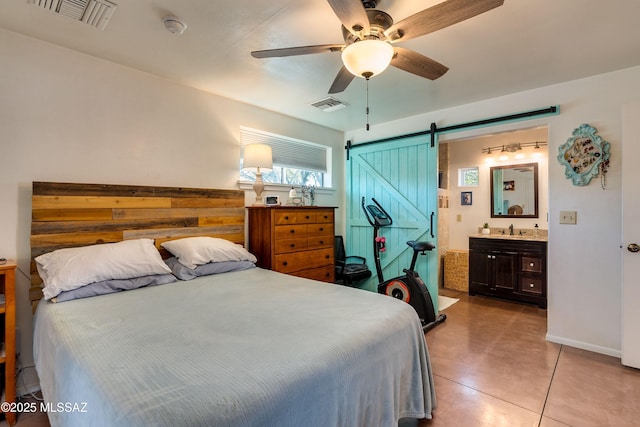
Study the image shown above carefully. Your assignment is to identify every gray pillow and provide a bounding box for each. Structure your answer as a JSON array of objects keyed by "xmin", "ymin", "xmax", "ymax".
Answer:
[
  {"xmin": 165, "ymin": 257, "xmax": 255, "ymax": 281},
  {"xmin": 52, "ymin": 273, "xmax": 177, "ymax": 303}
]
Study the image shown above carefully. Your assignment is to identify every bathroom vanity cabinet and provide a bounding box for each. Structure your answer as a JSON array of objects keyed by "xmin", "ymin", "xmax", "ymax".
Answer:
[{"xmin": 469, "ymin": 236, "xmax": 547, "ymax": 308}]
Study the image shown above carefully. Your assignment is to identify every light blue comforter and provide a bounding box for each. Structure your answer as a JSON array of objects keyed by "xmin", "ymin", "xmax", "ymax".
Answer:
[{"xmin": 34, "ymin": 268, "xmax": 435, "ymax": 427}]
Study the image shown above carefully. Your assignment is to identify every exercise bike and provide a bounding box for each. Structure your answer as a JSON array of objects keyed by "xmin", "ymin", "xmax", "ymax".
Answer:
[{"xmin": 362, "ymin": 197, "xmax": 446, "ymax": 332}]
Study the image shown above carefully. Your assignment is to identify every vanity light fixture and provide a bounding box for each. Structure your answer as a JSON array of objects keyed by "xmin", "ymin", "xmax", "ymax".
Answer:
[
  {"xmin": 482, "ymin": 141, "xmax": 547, "ymax": 161},
  {"xmin": 482, "ymin": 141, "xmax": 547, "ymax": 154},
  {"xmin": 484, "ymin": 147, "xmax": 495, "ymax": 163}
]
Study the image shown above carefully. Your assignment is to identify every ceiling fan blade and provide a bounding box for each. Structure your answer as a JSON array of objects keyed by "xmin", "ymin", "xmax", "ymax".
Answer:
[
  {"xmin": 326, "ymin": 0, "xmax": 370, "ymax": 36},
  {"xmin": 328, "ymin": 66, "xmax": 355, "ymax": 94},
  {"xmin": 251, "ymin": 44, "xmax": 344, "ymax": 58},
  {"xmin": 391, "ymin": 47, "xmax": 449, "ymax": 80},
  {"xmin": 385, "ymin": 0, "xmax": 504, "ymax": 42}
]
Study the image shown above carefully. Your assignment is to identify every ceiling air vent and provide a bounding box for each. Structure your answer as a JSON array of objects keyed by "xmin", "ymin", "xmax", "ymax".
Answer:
[
  {"xmin": 31, "ymin": 0, "xmax": 117, "ymax": 30},
  {"xmin": 311, "ymin": 97, "xmax": 349, "ymax": 113}
]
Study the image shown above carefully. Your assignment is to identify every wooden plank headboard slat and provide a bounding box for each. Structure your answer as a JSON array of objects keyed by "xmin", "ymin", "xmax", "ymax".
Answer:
[
  {"xmin": 30, "ymin": 182, "xmax": 246, "ymax": 312},
  {"xmin": 112, "ymin": 207, "xmax": 244, "ymax": 220},
  {"xmin": 32, "ymin": 208, "xmax": 114, "ymax": 222},
  {"xmin": 122, "ymin": 225, "xmax": 244, "ymax": 241},
  {"xmin": 33, "ymin": 182, "xmax": 245, "ymax": 199},
  {"xmin": 32, "ymin": 195, "xmax": 172, "ymax": 209},
  {"xmin": 170, "ymin": 198, "xmax": 245, "ymax": 208},
  {"xmin": 199, "ymin": 216, "xmax": 245, "ymax": 226},
  {"xmin": 31, "ymin": 231, "xmax": 124, "ymax": 248},
  {"xmin": 31, "ymin": 218, "xmax": 200, "ymax": 235}
]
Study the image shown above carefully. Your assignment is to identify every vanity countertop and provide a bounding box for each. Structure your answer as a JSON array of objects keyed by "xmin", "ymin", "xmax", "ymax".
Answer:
[{"xmin": 469, "ymin": 233, "xmax": 548, "ymax": 242}]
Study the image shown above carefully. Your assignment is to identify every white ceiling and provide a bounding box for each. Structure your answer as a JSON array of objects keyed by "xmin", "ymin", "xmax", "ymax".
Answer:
[{"xmin": 2, "ymin": 0, "xmax": 640, "ymax": 132}]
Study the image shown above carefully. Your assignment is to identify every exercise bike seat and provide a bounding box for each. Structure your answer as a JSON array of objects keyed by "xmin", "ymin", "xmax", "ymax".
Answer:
[{"xmin": 406, "ymin": 240, "xmax": 436, "ymax": 252}]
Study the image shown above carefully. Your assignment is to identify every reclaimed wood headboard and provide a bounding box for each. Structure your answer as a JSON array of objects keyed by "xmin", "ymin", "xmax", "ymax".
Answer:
[{"xmin": 30, "ymin": 181, "xmax": 245, "ymax": 311}]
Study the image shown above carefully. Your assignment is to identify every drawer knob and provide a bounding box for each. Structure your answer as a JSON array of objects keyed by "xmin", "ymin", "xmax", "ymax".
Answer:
[
  {"xmin": 319, "ymin": 227, "xmax": 324, "ymax": 231},
  {"xmin": 305, "ymin": 215, "xmax": 310, "ymax": 219},
  {"xmin": 290, "ymin": 229, "xmax": 295, "ymax": 234},
  {"xmin": 319, "ymin": 240, "xmax": 324, "ymax": 244},
  {"xmin": 529, "ymin": 283, "xmax": 535, "ymax": 288},
  {"xmin": 283, "ymin": 261, "xmax": 288, "ymax": 266},
  {"xmin": 290, "ymin": 243, "xmax": 295, "ymax": 248},
  {"xmin": 325, "ymin": 255, "xmax": 330, "ymax": 259},
  {"xmin": 529, "ymin": 262, "xmax": 535, "ymax": 267},
  {"xmin": 284, "ymin": 216, "xmax": 289, "ymax": 220}
]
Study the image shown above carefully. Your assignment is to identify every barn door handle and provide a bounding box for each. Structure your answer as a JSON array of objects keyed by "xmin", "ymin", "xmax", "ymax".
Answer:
[{"xmin": 430, "ymin": 212, "xmax": 435, "ymax": 238}]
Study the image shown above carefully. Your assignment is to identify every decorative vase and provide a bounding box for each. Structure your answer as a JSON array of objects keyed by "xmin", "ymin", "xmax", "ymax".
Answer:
[{"xmin": 482, "ymin": 228, "xmax": 490, "ymax": 235}]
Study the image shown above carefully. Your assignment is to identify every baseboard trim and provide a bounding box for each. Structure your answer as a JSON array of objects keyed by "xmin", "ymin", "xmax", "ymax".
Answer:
[{"xmin": 546, "ymin": 334, "xmax": 621, "ymax": 358}]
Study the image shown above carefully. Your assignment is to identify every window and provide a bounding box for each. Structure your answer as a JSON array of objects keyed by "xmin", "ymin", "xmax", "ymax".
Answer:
[
  {"xmin": 458, "ymin": 167, "xmax": 479, "ymax": 187},
  {"xmin": 240, "ymin": 127, "xmax": 332, "ymax": 188}
]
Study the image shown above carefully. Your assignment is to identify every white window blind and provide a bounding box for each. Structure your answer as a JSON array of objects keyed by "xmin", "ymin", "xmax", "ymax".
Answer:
[{"xmin": 240, "ymin": 127, "xmax": 328, "ymax": 173}]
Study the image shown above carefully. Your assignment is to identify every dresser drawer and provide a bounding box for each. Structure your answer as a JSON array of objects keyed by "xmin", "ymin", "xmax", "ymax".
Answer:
[
  {"xmin": 275, "ymin": 237, "xmax": 308, "ymax": 254},
  {"xmin": 274, "ymin": 224, "xmax": 308, "ymax": 239},
  {"xmin": 306, "ymin": 223, "xmax": 333, "ymax": 236},
  {"xmin": 307, "ymin": 235, "xmax": 332, "ymax": 249},
  {"xmin": 290, "ymin": 266, "xmax": 334, "ymax": 282},
  {"xmin": 521, "ymin": 256, "xmax": 543, "ymax": 273},
  {"xmin": 315, "ymin": 210, "xmax": 334, "ymax": 223},
  {"xmin": 274, "ymin": 210, "xmax": 316, "ymax": 225},
  {"xmin": 274, "ymin": 248, "xmax": 334, "ymax": 273},
  {"xmin": 519, "ymin": 275, "xmax": 543, "ymax": 295}
]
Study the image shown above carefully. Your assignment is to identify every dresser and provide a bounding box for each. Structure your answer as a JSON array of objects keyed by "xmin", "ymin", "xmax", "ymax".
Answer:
[{"xmin": 247, "ymin": 206, "xmax": 336, "ymax": 282}]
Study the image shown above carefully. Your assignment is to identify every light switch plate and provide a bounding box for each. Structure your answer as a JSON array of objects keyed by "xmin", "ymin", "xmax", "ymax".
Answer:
[{"xmin": 560, "ymin": 210, "xmax": 577, "ymax": 224}]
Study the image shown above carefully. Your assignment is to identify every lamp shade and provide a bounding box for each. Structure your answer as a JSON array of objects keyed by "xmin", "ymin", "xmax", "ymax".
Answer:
[
  {"xmin": 243, "ymin": 143, "xmax": 273, "ymax": 171},
  {"xmin": 341, "ymin": 40, "xmax": 394, "ymax": 79}
]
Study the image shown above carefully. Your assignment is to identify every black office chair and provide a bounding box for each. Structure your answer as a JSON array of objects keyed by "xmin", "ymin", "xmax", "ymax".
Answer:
[{"xmin": 334, "ymin": 235, "xmax": 372, "ymax": 287}]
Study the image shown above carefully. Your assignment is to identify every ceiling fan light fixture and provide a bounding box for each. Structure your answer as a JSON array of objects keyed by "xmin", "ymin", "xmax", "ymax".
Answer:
[{"xmin": 341, "ymin": 40, "xmax": 394, "ymax": 79}]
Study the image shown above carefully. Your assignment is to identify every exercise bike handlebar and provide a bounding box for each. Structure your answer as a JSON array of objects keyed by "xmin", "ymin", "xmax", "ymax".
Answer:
[{"xmin": 361, "ymin": 197, "xmax": 393, "ymax": 227}]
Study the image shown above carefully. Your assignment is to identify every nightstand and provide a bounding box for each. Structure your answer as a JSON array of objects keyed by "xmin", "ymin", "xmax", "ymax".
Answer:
[{"xmin": 0, "ymin": 261, "xmax": 16, "ymax": 425}]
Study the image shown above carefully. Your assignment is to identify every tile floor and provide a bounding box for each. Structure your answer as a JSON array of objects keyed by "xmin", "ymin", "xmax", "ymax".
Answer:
[
  {"xmin": 420, "ymin": 289, "xmax": 640, "ymax": 426},
  {"xmin": 4, "ymin": 290, "xmax": 640, "ymax": 426}
]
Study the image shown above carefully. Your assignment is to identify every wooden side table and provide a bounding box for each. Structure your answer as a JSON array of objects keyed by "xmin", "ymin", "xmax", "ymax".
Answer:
[{"xmin": 0, "ymin": 261, "xmax": 16, "ymax": 425}]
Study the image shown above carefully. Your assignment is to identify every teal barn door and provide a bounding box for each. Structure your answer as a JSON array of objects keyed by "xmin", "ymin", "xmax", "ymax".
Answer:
[{"xmin": 346, "ymin": 134, "xmax": 439, "ymax": 311}]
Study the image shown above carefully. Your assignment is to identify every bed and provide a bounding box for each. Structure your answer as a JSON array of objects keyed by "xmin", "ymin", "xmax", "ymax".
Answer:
[{"xmin": 30, "ymin": 182, "xmax": 436, "ymax": 427}]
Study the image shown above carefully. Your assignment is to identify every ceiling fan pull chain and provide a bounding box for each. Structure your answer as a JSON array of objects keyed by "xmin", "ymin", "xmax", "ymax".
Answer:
[{"xmin": 366, "ymin": 77, "xmax": 370, "ymax": 131}]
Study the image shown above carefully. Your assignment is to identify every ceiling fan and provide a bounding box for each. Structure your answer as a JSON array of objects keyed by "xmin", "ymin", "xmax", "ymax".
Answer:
[{"xmin": 251, "ymin": 0, "xmax": 504, "ymax": 94}]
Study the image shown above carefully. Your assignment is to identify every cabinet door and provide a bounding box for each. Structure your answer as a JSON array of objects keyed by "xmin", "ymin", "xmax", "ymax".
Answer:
[
  {"xmin": 493, "ymin": 252, "xmax": 517, "ymax": 292},
  {"xmin": 469, "ymin": 250, "xmax": 491, "ymax": 291}
]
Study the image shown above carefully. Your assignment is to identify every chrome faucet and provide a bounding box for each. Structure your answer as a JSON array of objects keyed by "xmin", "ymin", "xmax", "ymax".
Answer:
[{"xmin": 509, "ymin": 224, "xmax": 514, "ymax": 235}]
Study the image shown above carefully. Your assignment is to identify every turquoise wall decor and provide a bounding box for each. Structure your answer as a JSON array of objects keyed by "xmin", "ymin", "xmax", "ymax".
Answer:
[{"xmin": 557, "ymin": 124, "xmax": 610, "ymax": 186}]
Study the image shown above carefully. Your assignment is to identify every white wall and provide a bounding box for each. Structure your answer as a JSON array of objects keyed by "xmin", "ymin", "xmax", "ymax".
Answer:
[
  {"xmin": 347, "ymin": 65, "xmax": 640, "ymax": 358},
  {"xmin": 0, "ymin": 29, "xmax": 345, "ymax": 393},
  {"xmin": 446, "ymin": 126, "xmax": 550, "ymax": 249},
  {"xmin": 4, "ymin": 24, "xmax": 637, "ymax": 393}
]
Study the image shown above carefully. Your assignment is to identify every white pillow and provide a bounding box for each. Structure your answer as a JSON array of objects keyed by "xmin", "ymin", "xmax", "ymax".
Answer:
[
  {"xmin": 36, "ymin": 238, "xmax": 172, "ymax": 300},
  {"xmin": 161, "ymin": 237, "xmax": 257, "ymax": 269}
]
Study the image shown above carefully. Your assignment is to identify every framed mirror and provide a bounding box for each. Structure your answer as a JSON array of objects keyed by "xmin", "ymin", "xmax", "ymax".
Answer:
[{"xmin": 490, "ymin": 162, "xmax": 538, "ymax": 218}]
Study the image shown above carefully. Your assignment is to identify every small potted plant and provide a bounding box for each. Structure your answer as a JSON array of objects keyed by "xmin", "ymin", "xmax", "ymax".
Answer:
[{"xmin": 482, "ymin": 223, "xmax": 491, "ymax": 235}]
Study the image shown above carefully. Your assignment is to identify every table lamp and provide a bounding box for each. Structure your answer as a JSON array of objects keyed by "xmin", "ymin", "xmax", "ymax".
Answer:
[{"xmin": 243, "ymin": 143, "xmax": 273, "ymax": 205}]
